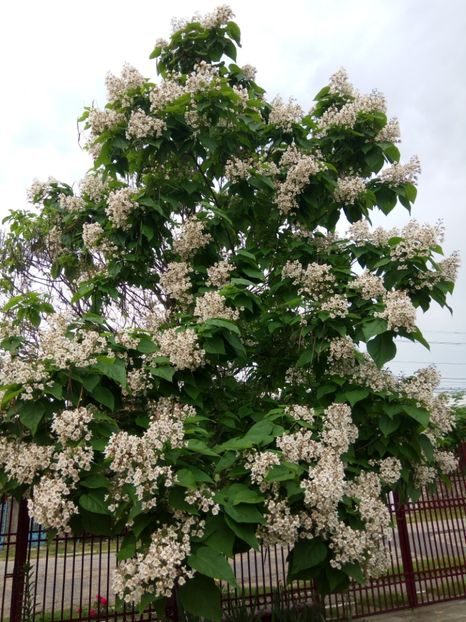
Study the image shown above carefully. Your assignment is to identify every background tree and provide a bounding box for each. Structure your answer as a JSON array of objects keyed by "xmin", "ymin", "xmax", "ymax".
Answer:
[{"xmin": 0, "ymin": 5, "xmax": 460, "ymax": 619}]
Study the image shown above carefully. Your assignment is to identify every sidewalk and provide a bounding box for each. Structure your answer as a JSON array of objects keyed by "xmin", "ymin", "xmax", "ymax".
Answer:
[{"xmin": 367, "ymin": 600, "xmax": 466, "ymax": 621}]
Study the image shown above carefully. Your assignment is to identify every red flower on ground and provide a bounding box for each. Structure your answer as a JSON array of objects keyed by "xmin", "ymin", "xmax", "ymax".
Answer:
[
  {"xmin": 89, "ymin": 608, "xmax": 97, "ymax": 618},
  {"xmin": 98, "ymin": 596, "xmax": 108, "ymax": 605}
]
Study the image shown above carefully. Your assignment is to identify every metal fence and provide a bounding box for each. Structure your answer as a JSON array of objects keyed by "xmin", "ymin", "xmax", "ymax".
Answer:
[{"xmin": 1, "ymin": 447, "xmax": 465, "ymax": 621}]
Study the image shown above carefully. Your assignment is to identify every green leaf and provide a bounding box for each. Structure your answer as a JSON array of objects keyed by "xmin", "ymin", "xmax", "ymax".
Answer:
[
  {"xmin": 224, "ymin": 503, "xmax": 264, "ymax": 524},
  {"xmin": 45, "ymin": 382, "xmax": 63, "ymax": 399},
  {"xmin": 117, "ymin": 533, "xmax": 137, "ymax": 561},
  {"xmin": 343, "ymin": 562, "xmax": 365, "ymax": 584},
  {"xmin": 186, "ymin": 439, "xmax": 219, "ymax": 457},
  {"xmin": 379, "ymin": 415, "xmax": 399, "ymax": 436},
  {"xmin": 79, "ymin": 491, "xmax": 111, "ymax": 515},
  {"xmin": 176, "ymin": 469, "xmax": 197, "ymax": 489},
  {"xmin": 204, "ymin": 318, "xmax": 240, "ymax": 334},
  {"xmin": 296, "ymin": 349, "xmax": 313, "ymax": 367},
  {"xmin": 403, "ymin": 405, "xmax": 430, "ymax": 428},
  {"xmin": 81, "ymin": 474, "xmax": 110, "ymax": 489},
  {"xmin": 367, "ymin": 332, "xmax": 396, "ymax": 367},
  {"xmin": 226, "ymin": 21, "xmax": 241, "ymax": 45},
  {"xmin": 137, "ymin": 337, "xmax": 158, "ymax": 353},
  {"xmin": 362, "ymin": 318, "xmax": 387, "ymax": 341},
  {"xmin": 419, "ymin": 434, "xmax": 434, "ymax": 461},
  {"xmin": 91, "ymin": 385, "xmax": 115, "ymax": 410},
  {"xmin": 339, "ymin": 389, "xmax": 369, "ymax": 406},
  {"xmin": 188, "ymin": 546, "xmax": 237, "ymax": 586},
  {"xmin": 203, "ymin": 516, "xmax": 235, "ymax": 556},
  {"xmin": 266, "ymin": 464, "xmax": 298, "ymax": 482},
  {"xmin": 215, "ymin": 452, "xmax": 236, "ymax": 473},
  {"xmin": 95, "ymin": 356, "xmax": 127, "ymax": 387},
  {"xmin": 289, "ymin": 538, "xmax": 327, "ymax": 577},
  {"xmin": 225, "ymin": 484, "xmax": 264, "ymax": 506},
  {"xmin": 19, "ymin": 402, "xmax": 46, "ymax": 436},
  {"xmin": 178, "ymin": 574, "xmax": 221, "ymax": 622},
  {"xmin": 203, "ymin": 336, "xmax": 226, "ymax": 355},
  {"xmin": 225, "ymin": 516, "xmax": 259, "ymax": 550},
  {"xmin": 151, "ymin": 366, "xmax": 176, "ymax": 382}
]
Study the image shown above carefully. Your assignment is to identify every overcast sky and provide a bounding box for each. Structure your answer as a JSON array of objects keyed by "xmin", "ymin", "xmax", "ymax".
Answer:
[{"xmin": 1, "ymin": 0, "xmax": 465, "ymax": 389}]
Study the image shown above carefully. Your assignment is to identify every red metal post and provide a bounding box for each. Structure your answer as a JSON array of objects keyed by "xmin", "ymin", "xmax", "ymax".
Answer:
[
  {"xmin": 393, "ymin": 492, "xmax": 418, "ymax": 609},
  {"xmin": 10, "ymin": 499, "xmax": 30, "ymax": 622}
]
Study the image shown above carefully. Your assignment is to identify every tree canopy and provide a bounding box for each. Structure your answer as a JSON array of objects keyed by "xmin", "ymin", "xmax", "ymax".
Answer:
[{"xmin": 0, "ymin": 5, "xmax": 459, "ymax": 619}]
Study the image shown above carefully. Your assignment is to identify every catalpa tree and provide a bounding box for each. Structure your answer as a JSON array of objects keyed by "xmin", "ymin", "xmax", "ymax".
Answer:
[{"xmin": 0, "ymin": 5, "xmax": 459, "ymax": 619}]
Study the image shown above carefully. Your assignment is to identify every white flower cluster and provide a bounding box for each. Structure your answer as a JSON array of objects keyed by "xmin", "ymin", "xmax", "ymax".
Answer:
[
  {"xmin": 206, "ymin": 260, "xmax": 234, "ymax": 287},
  {"xmin": 277, "ymin": 429, "xmax": 318, "ymax": 464},
  {"xmin": 328, "ymin": 68, "xmax": 355, "ymax": 97},
  {"xmin": 282, "ymin": 260, "xmax": 336, "ymax": 301},
  {"xmin": 39, "ymin": 314, "xmax": 107, "ymax": 369},
  {"xmin": 379, "ymin": 156, "xmax": 421, "ymax": 186},
  {"xmin": 126, "ymin": 109, "xmax": 166, "ymax": 139},
  {"xmin": 334, "ymin": 175, "xmax": 366, "ymax": 204},
  {"xmin": 173, "ymin": 216, "xmax": 212, "ymax": 259},
  {"xmin": 113, "ymin": 517, "xmax": 201, "ymax": 603},
  {"xmin": 375, "ymin": 457, "xmax": 402, "ymax": 485},
  {"xmin": 194, "ymin": 291, "xmax": 239, "ymax": 323},
  {"xmin": 171, "ymin": 5, "xmax": 234, "ymax": 32},
  {"xmin": 125, "ymin": 368, "xmax": 152, "ymax": 395},
  {"xmin": 316, "ymin": 90, "xmax": 386, "ymax": 134},
  {"xmin": 29, "ymin": 477, "xmax": 78, "ymax": 534},
  {"xmin": 224, "ymin": 156, "xmax": 278, "ymax": 181},
  {"xmin": 285, "ymin": 404, "xmax": 315, "ymax": 423},
  {"xmin": 320, "ymin": 294, "xmax": 349, "ymax": 318},
  {"xmin": 59, "ymin": 194, "xmax": 85, "ymax": 212},
  {"xmin": 185, "ymin": 488, "xmax": 220, "ymax": 514},
  {"xmin": 149, "ymin": 79, "xmax": 185, "ymax": 112},
  {"xmin": 105, "ymin": 63, "xmax": 146, "ymax": 105},
  {"xmin": 347, "ymin": 220, "xmax": 396, "ymax": 247},
  {"xmin": 159, "ymin": 262, "xmax": 193, "ymax": 304},
  {"xmin": 269, "ymin": 96, "xmax": 303, "ymax": 132},
  {"xmin": 157, "ymin": 327, "xmax": 205, "ymax": 370},
  {"xmin": 79, "ymin": 174, "xmax": 108, "ymax": 202},
  {"xmin": 414, "ymin": 465, "xmax": 436, "ymax": 488},
  {"xmin": 241, "ymin": 64, "xmax": 257, "ymax": 80},
  {"xmin": 88, "ymin": 108, "xmax": 124, "ymax": 136},
  {"xmin": 51, "ymin": 407, "xmax": 93, "ymax": 445},
  {"xmin": 400, "ymin": 366, "xmax": 440, "ymax": 407},
  {"xmin": 245, "ymin": 450, "xmax": 281, "ymax": 488},
  {"xmin": 276, "ymin": 152, "xmax": 325, "ymax": 214},
  {"xmin": 321, "ymin": 403, "xmax": 359, "ymax": 454},
  {"xmin": 27, "ymin": 177, "xmax": 57, "ymax": 203},
  {"xmin": 0, "ymin": 355, "xmax": 47, "ymax": 400},
  {"xmin": 433, "ymin": 450, "xmax": 458, "ymax": 475},
  {"xmin": 327, "ymin": 337, "xmax": 397, "ymax": 393},
  {"xmin": 375, "ymin": 290, "xmax": 417, "ymax": 333},
  {"xmin": 376, "ymin": 117, "xmax": 401, "ymax": 143},
  {"xmin": 390, "ymin": 220, "xmax": 444, "ymax": 262},
  {"xmin": 105, "ymin": 398, "xmax": 194, "ymax": 510},
  {"xmin": 82, "ymin": 222, "xmax": 105, "ymax": 250},
  {"xmin": 28, "ymin": 445, "xmax": 93, "ymax": 534},
  {"xmin": 351, "ymin": 271, "xmax": 386, "ymax": 300},
  {"xmin": 0, "ymin": 439, "xmax": 53, "ymax": 484},
  {"xmin": 106, "ymin": 188, "xmax": 138, "ymax": 230},
  {"xmin": 258, "ymin": 497, "xmax": 300, "ymax": 545}
]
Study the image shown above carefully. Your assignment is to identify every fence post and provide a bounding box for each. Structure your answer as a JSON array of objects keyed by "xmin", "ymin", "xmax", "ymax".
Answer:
[
  {"xmin": 393, "ymin": 492, "xmax": 417, "ymax": 608},
  {"xmin": 10, "ymin": 498, "xmax": 30, "ymax": 622}
]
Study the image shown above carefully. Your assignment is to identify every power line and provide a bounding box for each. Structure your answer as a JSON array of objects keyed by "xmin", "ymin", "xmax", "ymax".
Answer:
[{"xmin": 391, "ymin": 360, "xmax": 466, "ymax": 366}]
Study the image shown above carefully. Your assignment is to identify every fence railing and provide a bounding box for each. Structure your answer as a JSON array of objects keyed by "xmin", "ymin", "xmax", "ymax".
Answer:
[{"xmin": 1, "ymin": 449, "xmax": 465, "ymax": 621}]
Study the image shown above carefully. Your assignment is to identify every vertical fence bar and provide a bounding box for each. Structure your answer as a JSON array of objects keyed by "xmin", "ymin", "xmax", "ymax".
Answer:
[
  {"xmin": 9, "ymin": 499, "xmax": 30, "ymax": 622},
  {"xmin": 393, "ymin": 491, "xmax": 418, "ymax": 609}
]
